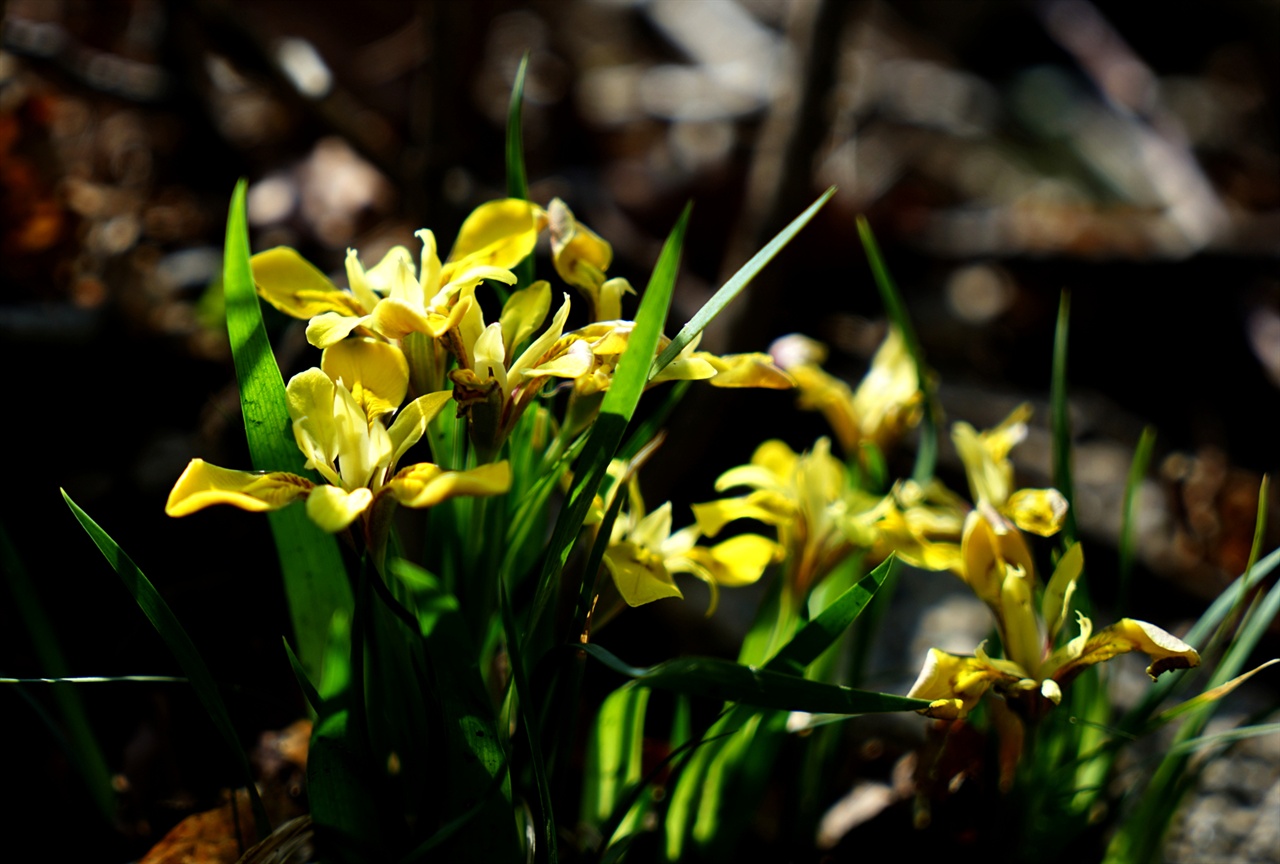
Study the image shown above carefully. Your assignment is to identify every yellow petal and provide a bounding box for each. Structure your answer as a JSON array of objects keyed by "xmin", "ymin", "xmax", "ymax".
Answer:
[
  {"xmin": 386, "ymin": 461, "xmax": 512, "ymax": 509},
  {"xmin": 699, "ymin": 534, "xmax": 780, "ymax": 586},
  {"xmin": 597, "ymin": 277, "xmax": 633, "ymax": 322},
  {"xmin": 305, "ymin": 311, "xmax": 369, "ymax": 349},
  {"xmin": 352, "ymin": 245, "xmax": 415, "ymax": 299},
  {"xmin": 649, "ymin": 352, "xmax": 717, "ymax": 385},
  {"xmin": 321, "ymin": 338, "xmax": 409, "ymax": 421},
  {"xmin": 166, "ymin": 459, "xmax": 311, "ymax": 516},
  {"xmin": 603, "ymin": 542, "xmax": 683, "ymax": 606},
  {"xmin": 630, "ymin": 501, "xmax": 674, "ymax": 551},
  {"xmin": 305, "ymin": 484, "xmax": 373, "ymax": 533},
  {"xmin": 691, "ymin": 492, "xmax": 793, "ymax": 536},
  {"xmin": 526, "ymin": 339, "xmax": 594, "ymax": 382},
  {"xmin": 386, "ymin": 391, "xmax": 453, "ymax": 468},
  {"xmin": 960, "ymin": 510, "xmax": 1035, "ymax": 607},
  {"xmin": 510, "ymin": 293, "xmax": 586, "ymax": 384},
  {"xmin": 251, "ymin": 247, "xmax": 363, "ymax": 320},
  {"xmin": 499, "ymin": 280, "xmax": 551, "ymax": 357},
  {"xmin": 368, "ymin": 294, "xmax": 469, "ymax": 341},
  {"xmin": 285, "ymin": 368, "xmax": 342, "ymax": 485},
  {"xmin": 851, "ymin": 327, "xmax": 923, "ymax": 447},
  {"xmin": 906, "ymin": 648, "xmax": 1020, "ymax": 720},
  {"xmin": 998, "ymin": 564, "xmax": 1043, "ymax": 675},
  {"xmin": 698, "ymin": 352, "xmax": 795, "ymax": 389},
  {"xmin": 548, "ymin": 198, "xmax": 612, "ymax": 299},
  {"xmin": 1041, "ymin": 542, "xmax": 1084, "ymax": 643},
  {"xmin": 1053, "ymin": 618, "xmax": 1200, "ymax": 684},
  {"xmin": 1005, "ymin": 488, "xmax": 1069, "ymax": 537},
  {"xmin": 443, "ymin": 199, "xmax": 543, "ymax": 279}
]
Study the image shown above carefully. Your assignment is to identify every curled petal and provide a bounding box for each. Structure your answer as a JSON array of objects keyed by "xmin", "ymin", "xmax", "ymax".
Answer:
[
  {"xmin": 1005, "ymin": 488, "xmax": 1069, "ymax": 537},
  {"xmin": 1053, "ymin": 618, "xmax": 1200, "ymax": 684},
  {"xmin": 548, "ymin": 198, "xmax": 612, "ymax": 297},
  {"xmin": 251, "ymin": 247, "xmax": 363, "ymax": 320},
  {"xmin": 699, "ymin": 352, "xmax": 795, "ymax": 390},
  {"xmin": 386, "ymin": 461, "xmax": 512, "ymax": 509},
  {"xmin": 166, "ymin": 460, "xmax": 311, "ymax": 516},
  {"xmin": 906, "ymin": 648, "xmax": 1022, "ymax": 720},
  {"xmin": 305, "ymin": 484, "xmax": 373, "ymax": 533},
  {"xmin": 786, "ymin": 364, "xmax": 859, "ymax": 454},
  {"xmin": 597, "ymin": 277, "xmax": 633, "ymax": 322},
  {"xmin": 368, "ymin": 294, "xmax": 471, "ymax": 341}
]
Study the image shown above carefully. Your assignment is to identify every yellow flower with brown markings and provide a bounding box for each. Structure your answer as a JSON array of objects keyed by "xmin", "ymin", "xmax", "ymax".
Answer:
[{"xmin": 166, "ymin": 339, "xmax": 510, "ymax": 537}]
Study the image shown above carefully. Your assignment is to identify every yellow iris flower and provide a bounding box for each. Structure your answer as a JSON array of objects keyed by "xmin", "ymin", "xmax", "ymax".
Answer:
[
  {"xmin": 602, "ymin": 478, "xmax": 781, "ymax": 611},
  {"xmin": 165, "ymin": 338, "xmax": 510, "ymax": 538},
  {"xmin": 447, "ymin": 280, "xmax": 595, "ymax": 461},
  {"xmin": 893, "ymin": 406, "xmax": 1200, "ymax": 723},
  {"xmin": 546, "ymin": 197, "xmax": 634, "ymax": 322},
  {"xmin": 692, "ymin": 438, "xmax": 889, "ymax": 597},
  {"xmin": 769, "ymin": 327, "xmax": 923, "ymax": 454},
  {"xmin": 249, "ymin": 199, "xmax": 541, "ymax": 350},
  {"xmin": 907, "ymin": 544, "xmax": 1200, "ymax": 721}
]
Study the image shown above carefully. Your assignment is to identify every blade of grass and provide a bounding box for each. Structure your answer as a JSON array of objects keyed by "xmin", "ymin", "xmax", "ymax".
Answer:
[
  {"xmin": 499, "ymin": 583, "xmax": 557, "ymax": 863},
  {"xmin": 1, "ymin": 522, "xmax": 114, "ymax": 822},
  {"xmin": 223, "ymin": 178, "xmax": 352, "ymax": 681},
  {"xmin": 506, "ymin": 53, "xmax": 534, "ymax": 291},
  {"xmin": 855, "ymin": 216, "xmax": 937, "ymax": 483},
  {"xmin": 61, "ymin": 490, "xmax": 270, "ymax": 837},
  {"xmin": 1051, "ymin": 290, "xmax": 1078, "ymax": 545},
  {"xmin": 1123, "ymin": 486, "xmax": 1279, "ymax": 732},
  {"xmin": 582, "ymin": 645, "xmax": 926, "ymax": 715},
  {"xmin": 1164, "ymin": 721, "xmax": 1280, "ymax": 758},
  {"xmin": 1106, "ymin": 575, "xmax": 1280, "ymax": 864},
  {"xmin": 528, "ymin": 205, "xmax": 691, "ymax": 655},
  {"xmin": 770, "ymin": 556, "xmax": 897, "ymax": 673},
  {"xmin": 1117, "ymin": 425, "xmax": 1156, "ymax": 611},
  {"xmin": 653, "ymin": 188, "xmax": 834, "ymax": 377}
]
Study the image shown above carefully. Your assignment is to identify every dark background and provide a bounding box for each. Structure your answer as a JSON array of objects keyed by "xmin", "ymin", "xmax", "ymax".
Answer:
[{"xmin": 1, "ymin": 1, "xmax": 1277, "ymax": 859}]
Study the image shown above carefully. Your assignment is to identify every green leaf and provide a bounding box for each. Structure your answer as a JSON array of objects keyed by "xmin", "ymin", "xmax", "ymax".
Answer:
[
  {"xmin": 506, "ymin": 54, "xmax": 534, "ymax": 291},
  {"xmin": 528, "ymin": 205, "xmax": 691, "ymax": 655},
  {"xmin": 61, "ymin": 490, "xmax": 271, "ymax": 838},
  {"xmin": 222, "ymin": 178, "xmax": 352, "ymax": 680},
  {"xmin": 582, "ymin": 684, "xmax": 649, "ymax": 828},
  {"xmin": 769, "ymin": 556, "xmax": 898, "ymax": 674},
  {"xmin": 582, "ymin": 644, "xmax": 926, "ymax": 715},
  {"xmin": 1164, "ymin": 721, "xmax": 1280, "ymax": 757},
  {"xmin": 1107, "ymin": 505, "xmax": 1280, "ymax": 864},
  {"xmin": 1117, "ymin": 425, "xmax": 1156, "ymax": 611},
  {"xmin": 386, "ymin": 560, "xmax": 518, "ymax": 861},
  {"xmin": 309, "ymin": 708, "xmax": 384, "ymax": 860},
  {"xmin": 499, "ymin": 582, "xmax": 556, "ymax": 863},
  {"xmin": 1050, "ymin": 290, "xmax": 1078, "ymax": 545},
  {"xmin": 652, "ymin": 188, "xmax": 834, "ymax": 377},
  {"xmin": 855, "ymin": 216, "xmax": 938, "ymax": 484},
  {"xmin": 282, "ymin": 638, "xmax": 321, "ymax": 715}
]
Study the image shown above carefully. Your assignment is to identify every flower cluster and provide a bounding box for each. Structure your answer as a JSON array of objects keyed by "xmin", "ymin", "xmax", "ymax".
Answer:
[{"xmin": 168, "ymin": 198, "xmax": 792, "ymax": 607}]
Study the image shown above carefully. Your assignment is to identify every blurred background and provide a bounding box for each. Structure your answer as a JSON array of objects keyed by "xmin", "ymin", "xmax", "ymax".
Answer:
[{"xmin": 1, "ymin": 0, "xmax": 1278, "ymax": 860}]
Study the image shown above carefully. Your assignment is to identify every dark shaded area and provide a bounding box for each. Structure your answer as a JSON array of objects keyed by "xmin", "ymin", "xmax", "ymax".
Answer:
[{"xmin": 1, "ymin": 0, "xmax": 1277, "ymax": 859}]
